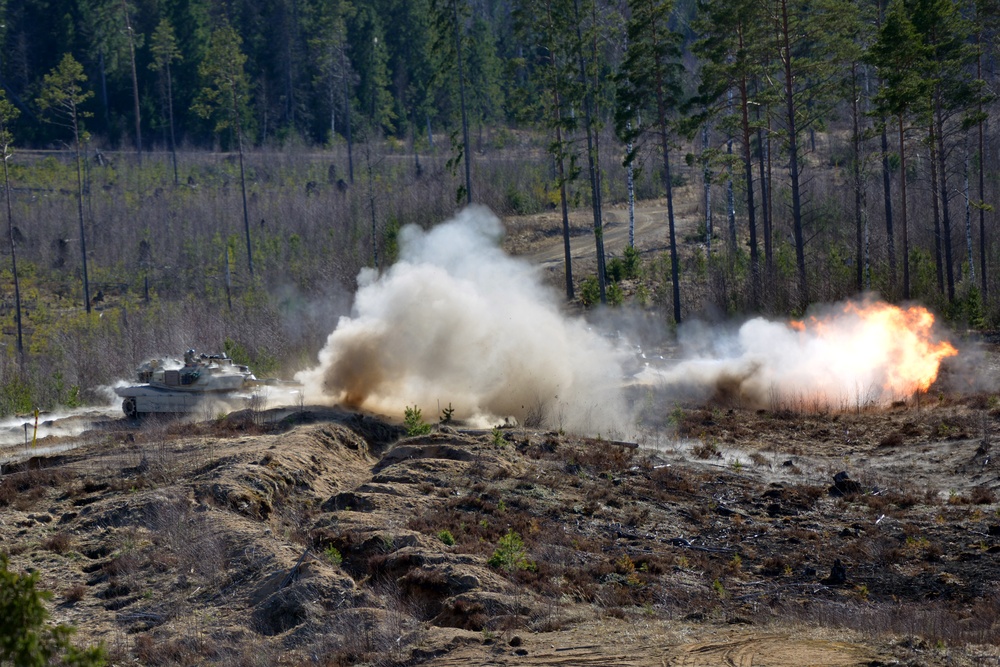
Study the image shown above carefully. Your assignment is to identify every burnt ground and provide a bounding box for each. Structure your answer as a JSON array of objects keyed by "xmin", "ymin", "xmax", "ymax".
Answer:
[{"xmin": 2, "ymin": 395, "xmax": 1000, "ymax": 666}]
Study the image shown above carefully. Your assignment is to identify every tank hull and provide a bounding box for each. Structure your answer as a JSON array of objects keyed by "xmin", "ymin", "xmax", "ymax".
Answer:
[
  {"xmin": 116, "ymin": 386, "xmax": 253, "ymax": 418},
  {"xmin": 114, "ymin": 352, "xmax": 258, "ymax": 418}
]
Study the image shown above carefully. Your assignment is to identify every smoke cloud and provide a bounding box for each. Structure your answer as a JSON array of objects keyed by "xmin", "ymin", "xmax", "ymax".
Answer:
[
  {"xmin": 296, "ymin": 207, "xmax": 628, "ymax": 433},
  {"xmin": 636, "ymin": 298, "xmax": 958, "ymax": 409}
]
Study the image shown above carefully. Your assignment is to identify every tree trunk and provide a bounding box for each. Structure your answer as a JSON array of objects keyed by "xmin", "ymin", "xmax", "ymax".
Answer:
[
  {"xmin": 737, "ymin": 46, "xmax": 758, "ymax": 306},
  {"xmin": 573, "ymin": 0, "xmax": 606, "ymax": 303},
  {"xmin": 167, "ymin": 64, "xmax": 179, "ymax": 185},
  {"xmin": 3, "ymin": 143, "xmax": 23, "ymax": 359},
  {"xmin": 73, "ymin": 109, "xmax": 91, "ymax": 314},
  {"xmin": 726, "ymin": 89, "xmax": 736, "ymax": 256},
  {"xmin": 851, "ymin": 62, "xmax": 864, "ymax": 293},
  {"xmin": 341, "ymin": 46, "xmax": 354, "ymax": 184},
  {"xmin": 899, "ymin": 116, "xmax": 910, "ymax": 299},
  {"xmin": 547, "ymin": 0, "xmax": 573, "ymax": 301},
  {"xmin": 754, "ymin": 96, "xmax": 771, "ymax": 274},
  {"xmin": 122, "ymin": 0, "xmax": 142, "ymax": 163},
  {"xmin": 934, "ymin": 102, "xmax": 954, "ymax": 301},
  {"xmin": 453, "ymin": 0, "xmax": 472, "ymax": 205},
  {"xmin": 779, "ymin": 0, "xmax": 808, "ymax": 310},
  {"xmin": 880, "ymin": 123, "xmax": 895, "ymax": 291},
  {"xmin": 703, "ymin": 124, "xmax": 712, "ymax": 255},
  {"xmin": 977, "ymin": 45, "xmax": 987, "ymax": 296},
  {"xmin": 234, "ymin": 84, "xmax": 254, "ymax": 276},
  {"xmin": 928, "ymin": 124, "xmax": 944, "ymax": 295}
]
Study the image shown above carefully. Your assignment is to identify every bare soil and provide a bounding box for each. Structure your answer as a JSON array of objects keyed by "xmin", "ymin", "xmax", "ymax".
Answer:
[{"xmin": 2, "ymin": 394, "xmax": 1000, "ymax": 666}]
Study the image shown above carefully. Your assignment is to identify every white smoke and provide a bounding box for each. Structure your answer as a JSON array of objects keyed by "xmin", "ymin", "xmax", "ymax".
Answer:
[{"xmin": 296, "ymin": 206, "xmax": 628, "ymax": 433}]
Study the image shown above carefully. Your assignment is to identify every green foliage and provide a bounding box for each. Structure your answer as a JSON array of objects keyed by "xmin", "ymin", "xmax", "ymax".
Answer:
[
  {"xmin": 491, "ymin": 427, "xmax": 507, "ymax": 448},
  {"xmin": 607, "ymin": 281, "xmax": 625, "ymax": 307},
  {"xmin": 579, "ymin": 275, "xmax": 601, "ymax": 307},
  {"xmin": 439, "ymin": 403, "xmax": 455, "ymax": 424},
  {"xmin": 437, "ymin": 530, "xmax": 456, "ymax": 546},
  {"xmin": 622, "ymin": 245, "xmax": 642, "ymax": 279},
  {"xmin": 404, "ymin": 405, "xmax": 432, "ymax": 436},
  {"xmin": 323, "ymin": 546, "xmax": 343, "ymax": 565},
  {"xmin": 487, "ymin": 529, "xmax": 534, "ymax": 572},
  {"xmin": 192, "ymin": 22, "xmax": 251, "ymax": 138},
  {"xmin": 0, "ymin": 554, "xmax": 107, "ymax": 666},
  {"xmin": 0, "ymin": 376, "xmax": 33, "ymax": 415},
  {"xmin": 37, "ymin": 54, "xmax": 94, "ymax": 140}
]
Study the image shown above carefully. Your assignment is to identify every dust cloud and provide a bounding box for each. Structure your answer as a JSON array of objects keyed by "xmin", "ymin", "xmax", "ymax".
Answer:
[
  {"xmin": 636, "ymin": 298, "xmax": 959, "ymax": 410},
  {"xmin": 296, "ymin": 206, "xmax": 628, "ymax": 433}
]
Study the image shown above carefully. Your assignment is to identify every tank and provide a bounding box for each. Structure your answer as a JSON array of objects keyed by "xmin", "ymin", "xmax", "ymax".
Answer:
[{"xmin": 114, "ymin": 350, "xmax": 259, "ymax": 418}]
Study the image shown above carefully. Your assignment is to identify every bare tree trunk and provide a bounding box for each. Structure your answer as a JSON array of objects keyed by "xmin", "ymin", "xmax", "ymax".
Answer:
[
  {"xmin": 880, "ymin": 123, "xmax": 895, "ymax": 291},
  {"xmin": 934, "ymin": 103, "xmax": 954, "ymax": 301},
  {"xmin": 453, "ymin": 0, "xmax": 472, "ymax": 205},
  {"xmin": 978, "ymin": 45, "xmax": 987, "ymax": 296},
  {"xmin": 851, "ymin": 62, "xmax": 864, "ymax": 293},
  {"xmin": 166, "ymin": 63, "xmax": 178, "ymax": 185},
  {"xmin": 737, "ymin": 46, "xmax": 758, "ymax": 305},
  {"xmin": 726, "ymin": 89, "xmax": 736, "ymax": 256},
  {"xmin": 2, "ymin": 143, "xmax": 23, "ymax": 359},
  {"xmin": 122, "ymin": 0, "xmax": 142, "ymax": 163},
  {"xmin": 73, "ymin": 111, "xmax": 91, "ymax": 313},
  {"xmin": 703, "ymin": 124, "xmax": 712, "ymax": 255},
  {"xmin": 965, "ymin": 138, "xmax": 973, "ymax": 284},
  {"xmin": 779, "ymin": 0, "xmax": 808, "ymax": 309},
  {"xmin": 573, "ymin": 0, "xmax": 606, "ymax": 303},
  {"xmin": 899, "ymin": 116, "xmax": 910, "ymax": 299},
  {"xmin": 929, "ymin": 124, "xmax": 944, "ymax": 295},
  {"xmin": 234, "ymin": 84, "xmax": 254, "ymax": 277},
  {"xmin": 340, "ymin": 46, "xmax": 354, "ymax": 184}
]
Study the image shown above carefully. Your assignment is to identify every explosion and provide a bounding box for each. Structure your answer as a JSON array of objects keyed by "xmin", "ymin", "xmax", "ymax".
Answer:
[
  {"xmin": 641, "ymin": 298, "xmax": 957, "ymax": 409},
  {"xmin": 791, "ymin": 300, "xmax": 957, "ymax": 394},
  {"xmin": 296, "ymin": 207, "xmax": 628, "ymax": 433}
]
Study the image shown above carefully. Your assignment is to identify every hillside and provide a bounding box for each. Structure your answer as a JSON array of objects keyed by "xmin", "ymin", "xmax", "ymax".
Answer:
[{"xmin": 2, "ymin": 393, "xmax": 1000, "ymax": 665}]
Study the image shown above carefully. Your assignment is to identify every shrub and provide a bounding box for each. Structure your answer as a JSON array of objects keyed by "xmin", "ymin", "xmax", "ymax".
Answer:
[
  {"xmin": 0, "ymin": 555, "xmax": 106, "ymax": 666},
  {"xmin": 324, "ymin": 546, "xmax": 343, "ymax": 566},
  {"xmin": 488, "ymin": 530, "xmax": 534, "ymax": 573},
  {"xmin": 579, "ymin": 276, "xmax": 600, "ymax": 307},
  {"xmin": 437, "ymin": 530, "xmax": 456, "ymax": 546},
  {"xmin": 404, "ymin": 405, "xmax": 432, "ymax": 436}
]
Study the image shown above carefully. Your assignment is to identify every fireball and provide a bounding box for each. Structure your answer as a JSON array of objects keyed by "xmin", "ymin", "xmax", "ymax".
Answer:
[{"xmin": 790, "ymin": 300, "xmax": 957, "ymax": 395}]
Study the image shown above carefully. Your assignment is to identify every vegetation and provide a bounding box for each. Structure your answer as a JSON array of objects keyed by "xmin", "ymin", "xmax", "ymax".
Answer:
[
  {"xmin": 0, "ymin": 0, "xmax": 995, "ymax": 415},
  {"xmin": 0, "ymin": 554, "xmax": 107, "ymax": 666},
  {"xmin": 404, "ymin": 405, "xmax": 433, "ymax": 436}
]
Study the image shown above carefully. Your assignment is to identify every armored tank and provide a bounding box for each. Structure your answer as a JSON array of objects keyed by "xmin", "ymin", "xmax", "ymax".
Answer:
[{"xmin": 114, "ymin": 350, "xmax": 259, "ymax": 418}]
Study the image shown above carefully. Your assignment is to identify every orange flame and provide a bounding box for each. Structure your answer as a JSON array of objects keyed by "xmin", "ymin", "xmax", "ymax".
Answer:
[{"xmin": 791, "ymin": 300, "xmax": 957, "ymax": 394}]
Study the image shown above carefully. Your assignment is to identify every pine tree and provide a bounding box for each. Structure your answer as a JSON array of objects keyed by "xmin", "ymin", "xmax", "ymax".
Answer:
[
  {"xmin": 909, "ymin": 0, "xmax": 983, "ymax": 302},
  {"xmin": 193, "ymin": 21, "xmax": 255, "ymax": 276},
  {"xmin": 37, "ymin": 54, "xmax": 95, "ymax": 313},
  {"xmin": 430, "ymin": 0, "xmax": 474, "ymax": 204},
  {"xmin": 150, "ymin": 18, "xmax": 183, "ymax": 184},
  {"xmin": 693, "ymin": 0, "xmax": 772, "ymax": 306},
  {"xmin": 514, "ymin": 0, "xmax": 580, "ymax": 301},
  {"xmin": 617, "ymin": 0, "xmax": 684, "ymax": 323},
  {"xmin": 868, "ymin": 0, "xmax": 931, "ymax": 300},
  {"xmin": 0, "ymin": 554, "xmax": 107, "ymax": 666}
]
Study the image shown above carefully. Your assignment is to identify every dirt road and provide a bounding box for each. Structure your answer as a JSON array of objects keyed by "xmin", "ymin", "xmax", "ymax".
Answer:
[
  {"xmin": 504, "ymin": 185, "xmax": 702, "ymax": 273},
  {"xmin": 420, "ymin": 620, "xmax": 877, "ymax": 666}
]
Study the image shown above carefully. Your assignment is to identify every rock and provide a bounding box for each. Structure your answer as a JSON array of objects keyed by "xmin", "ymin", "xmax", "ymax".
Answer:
[
  {"xmin": 821, "ymin": 559, "xmax": 847, "ymax": 585},
  {"xmin": 829, "ymin": 471, "xmax": 862, "ymax": 496}
]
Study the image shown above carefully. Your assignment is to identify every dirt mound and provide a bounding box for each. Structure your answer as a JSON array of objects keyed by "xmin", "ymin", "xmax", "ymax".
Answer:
[{"xmin": 2, "ymin": 401, "xmax": 1000, "ymax": 665}]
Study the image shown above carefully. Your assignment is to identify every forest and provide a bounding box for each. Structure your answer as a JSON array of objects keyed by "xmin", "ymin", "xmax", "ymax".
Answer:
[{"xmin": 0, "ymin": 0, "xmax": 997, "ymax": 415}]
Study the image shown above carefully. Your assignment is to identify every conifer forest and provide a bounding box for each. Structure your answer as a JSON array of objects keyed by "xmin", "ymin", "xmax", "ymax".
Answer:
[{"xmin": 0, "ymin": 0, "xmax": 997, "ymax": 413}]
